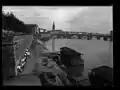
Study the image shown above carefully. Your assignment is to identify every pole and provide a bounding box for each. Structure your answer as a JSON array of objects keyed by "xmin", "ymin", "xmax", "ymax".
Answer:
[
  {"xmin": 65, "ymin": 31, "xmax": 67, "ymax": 47},
  {"xmin": 52, "ymin": 35, "xmax": 55, "ymax": 52}
]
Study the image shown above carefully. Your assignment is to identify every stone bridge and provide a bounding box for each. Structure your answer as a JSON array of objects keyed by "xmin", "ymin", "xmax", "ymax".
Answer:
[{"xmin": 37, "ymin": 32, "xmax": 112, "ymax": 41}]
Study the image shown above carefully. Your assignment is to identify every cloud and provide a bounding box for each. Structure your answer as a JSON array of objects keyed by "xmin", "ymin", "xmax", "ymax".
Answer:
[
  {"xmin": 2, "ymin": 6, "xmax": 112, "ymax": 33},
  {"xmin": 67, "ymin": 6, "xmax": 112, "ymax": 33}
]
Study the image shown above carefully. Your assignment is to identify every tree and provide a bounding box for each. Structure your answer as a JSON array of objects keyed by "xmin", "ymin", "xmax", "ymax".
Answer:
[{"xmin": 2, "ymin": 11, "xmax": 30, "ymax": 34}]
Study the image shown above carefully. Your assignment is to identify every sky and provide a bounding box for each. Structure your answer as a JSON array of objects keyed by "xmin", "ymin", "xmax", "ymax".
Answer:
[{"xmin": 2, "ymin": 6, "xmax": 113, "ymax": 33}]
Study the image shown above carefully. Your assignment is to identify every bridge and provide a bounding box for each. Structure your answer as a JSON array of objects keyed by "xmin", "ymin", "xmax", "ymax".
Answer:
[{"xmin": 36, "ymin": 30, "xmax": 112, "ymax": 41}]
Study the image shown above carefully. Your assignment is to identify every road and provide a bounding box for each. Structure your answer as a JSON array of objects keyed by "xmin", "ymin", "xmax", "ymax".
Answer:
[{"xmin": 13, "ymin": 35, "xmax": 33, "ymax": 63}]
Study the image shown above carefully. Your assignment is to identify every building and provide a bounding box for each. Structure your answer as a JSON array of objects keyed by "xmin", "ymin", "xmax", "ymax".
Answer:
[
  {"xmin": 39, "ymin": 28, "xmax": 47, "ymax": 33},
  {"xmin": 52, "ymin": 21, "xmax": 55, "ymax": 30},
  {"xmin": 25, "ymin": 24, "xmax": 38, "ymax": 34},
  {"xmin": 50, "ymin": 29, "xmax": 64, "ymax": 35}
]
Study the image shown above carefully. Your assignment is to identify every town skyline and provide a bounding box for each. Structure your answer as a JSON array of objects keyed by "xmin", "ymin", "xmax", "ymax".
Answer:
[{"xmin": 2, "ymin": 6, "xmax": 112, "ymax": 34}]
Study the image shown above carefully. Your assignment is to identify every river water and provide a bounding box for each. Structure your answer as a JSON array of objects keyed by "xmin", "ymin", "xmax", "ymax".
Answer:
[{"xmin": 46, "ymin": 39, "xmax": 113, "ymax": 76}]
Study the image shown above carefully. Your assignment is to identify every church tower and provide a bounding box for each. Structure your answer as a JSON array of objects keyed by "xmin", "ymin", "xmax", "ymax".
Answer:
[{"xmin": 52, "ymin": 21, "xmax": 55, "ymax": 30}]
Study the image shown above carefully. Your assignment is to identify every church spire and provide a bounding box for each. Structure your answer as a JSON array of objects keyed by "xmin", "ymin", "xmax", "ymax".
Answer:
[{"xmin": 52, "ymin": 21, "xmax": 55, "ymax": 30}]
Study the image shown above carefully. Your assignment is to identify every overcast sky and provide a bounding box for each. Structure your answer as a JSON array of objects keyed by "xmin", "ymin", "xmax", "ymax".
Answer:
[{"xmin": 2, "ymin": 6, "xmax": 112, "ymax": 33}]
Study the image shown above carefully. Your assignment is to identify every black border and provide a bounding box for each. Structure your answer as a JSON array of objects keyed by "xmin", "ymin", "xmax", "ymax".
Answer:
[
  {"xmin": 1, "ymin": 1, "xmax": 113, "ymax": 6},
  {"xmin": 1, "ymin": 4, "xmax": 115, "ymax": 90}
]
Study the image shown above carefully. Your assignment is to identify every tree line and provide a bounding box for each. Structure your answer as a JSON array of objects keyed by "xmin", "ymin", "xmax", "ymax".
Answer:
[{"xmin": 2, "ymin": 11, "xmax": 31, "ymax": 34}]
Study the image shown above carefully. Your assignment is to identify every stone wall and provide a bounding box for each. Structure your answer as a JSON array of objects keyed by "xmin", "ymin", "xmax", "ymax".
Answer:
[{"xmin": 2, "ymin": 44, "xmax": 16, "ymax": 80}]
